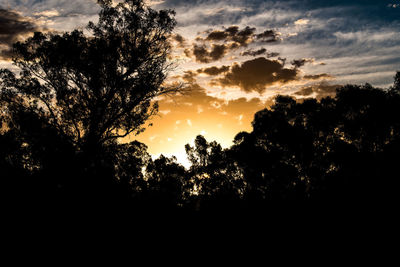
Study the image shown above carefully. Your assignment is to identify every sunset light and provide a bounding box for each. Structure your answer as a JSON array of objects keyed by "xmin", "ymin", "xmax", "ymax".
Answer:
[
  {"xmin": 1, "ymin": 0, "xmax": 400, "ymax": 218},
  {"xmin": 2, "ymin": 0, "xmax": 400, "ymax": 164}
]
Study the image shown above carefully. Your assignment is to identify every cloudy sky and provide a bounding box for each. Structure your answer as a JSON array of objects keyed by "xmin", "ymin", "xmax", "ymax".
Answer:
[{"xmin": 1, "ymin": 0, "xmax": 400, "ymax": 165}]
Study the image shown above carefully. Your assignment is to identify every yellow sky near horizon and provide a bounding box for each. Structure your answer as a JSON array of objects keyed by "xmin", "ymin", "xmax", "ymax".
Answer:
[
  {"xmin": 129, "ymin": 27, "xmax": 340, "ymax": 166},
  {"xmin": 131, "ymin": 83, "xmax": 272, "ymax": 166}
]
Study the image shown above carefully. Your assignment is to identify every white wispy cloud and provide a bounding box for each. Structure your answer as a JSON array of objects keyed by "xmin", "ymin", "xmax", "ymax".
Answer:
[
  {"xmin": 33, "ymin": 10, "xmax": 60, "ymax": 17},
  {"xmin": 294, "ymin": 18, "xmax": 309, "ymax": 25}
]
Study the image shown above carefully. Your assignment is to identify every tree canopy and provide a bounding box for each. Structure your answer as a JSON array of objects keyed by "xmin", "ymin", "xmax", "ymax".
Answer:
[
  {"xmin": 1, "ymin": 0, "xmax": 177, "ymax": 155},
  {"xmin": 1, "ymin": 0, "xmax": 400, "ymax": 218},
  {"xmin": 0, "ymin": 0, "xmax": 180, "ymax": 208}
]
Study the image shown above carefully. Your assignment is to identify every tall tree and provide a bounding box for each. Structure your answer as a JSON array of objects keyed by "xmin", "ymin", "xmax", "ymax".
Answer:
[
  {"xmin": 0, "ymin": 0, "xmax": 178, "ymax": 157},
  {"xmin": 185, "ymin": 135, "xmax": 244, "ymax": 211},
  {"xmin": 0, "ymin": 0, "xmax": 180, "ymax": 205}
]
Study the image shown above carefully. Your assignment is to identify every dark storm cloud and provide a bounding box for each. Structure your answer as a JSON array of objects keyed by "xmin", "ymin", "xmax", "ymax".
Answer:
[
  {"xmin": 0, "ymin": 9, "xmax": 39, "ymax": 60},
  {"xmin": 215, "ymin": 57, "xmax": 299, "ymax": 93},
  {"xmin": 197, "ymin": 65, "xmax": 230, "ymax": 76}
]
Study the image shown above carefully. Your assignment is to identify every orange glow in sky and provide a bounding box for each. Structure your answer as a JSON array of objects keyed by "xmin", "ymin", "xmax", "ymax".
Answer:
[
  {"xmin": 132, "ymin": 84, "xmax": 269, "ymax": 166},
  {"xmin": 2, "ymin": 0, "xmax": 399, "ymax": 167}
]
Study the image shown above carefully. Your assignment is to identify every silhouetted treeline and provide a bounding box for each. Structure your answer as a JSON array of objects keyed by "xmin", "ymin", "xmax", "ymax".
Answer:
[
  {"xmin": 2, "ymin": 75, "xmax": 400, "ymax": 215},
  {"xmin": 1, "ymin": 1, "xmax": 400, "ymax": 218}
]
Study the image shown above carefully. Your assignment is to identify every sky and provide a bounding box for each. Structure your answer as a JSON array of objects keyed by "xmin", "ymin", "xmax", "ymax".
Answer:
[{"xmin": 1, "ymin": 0, "xmax": 400, "ymax": 166}]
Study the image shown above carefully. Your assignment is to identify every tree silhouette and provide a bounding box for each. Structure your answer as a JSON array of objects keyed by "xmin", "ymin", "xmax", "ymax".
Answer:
[
  {"xmin": 179, "ymin": 74, "xmax": 400, "ymax": 213},
  {"xmin": 185, "ymin": 135, "xmax": 244, "ymax": 212},
  {"xmin": 1, "ymin": 0, "xmax": 177, "ymax": 163},
  {"xmin": 0, "ymin": 0, "xmax": 179, "ymax": 206},
  {"xmin": 144, "ymin": 155, "xmax": 187, "ymax": 211},
  {"xmin": 1, "ymin": 0, "xmax": 400, "ymax": 215},
  {"xmin": 227, "ymin": 77, "xmax": 400, "ymax": 209}
]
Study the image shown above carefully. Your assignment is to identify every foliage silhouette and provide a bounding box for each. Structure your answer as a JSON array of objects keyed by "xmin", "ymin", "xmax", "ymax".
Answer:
[
  {"xmin": 178, "ymin": 74, "xmax": 400, "ymax": 213},
  {"xmin": 0, "ymin": 0, "xmax": 179, "ymax": 208},
  {"xmin": 185, "ymin": 135, "xmax": 244, "ymax": 212},
  {"xmin": 1, "ymin": 1, "xmax": 400, "ymax": 217}
]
